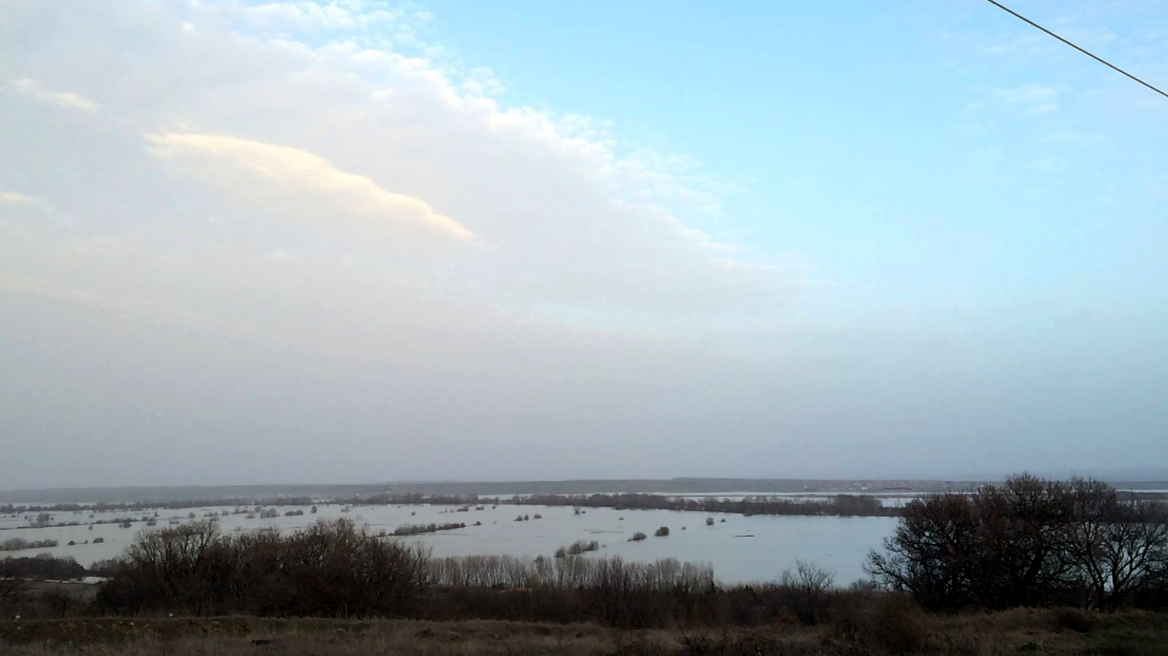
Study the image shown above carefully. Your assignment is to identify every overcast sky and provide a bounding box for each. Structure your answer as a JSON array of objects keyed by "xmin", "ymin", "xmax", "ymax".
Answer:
[{"xmin": 1, "ymin": 1, "xmax": 1166, "ymax": 489}]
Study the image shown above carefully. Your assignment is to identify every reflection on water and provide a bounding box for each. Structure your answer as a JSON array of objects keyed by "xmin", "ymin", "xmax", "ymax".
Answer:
[{"xmin": 1, "ymin": 503, "xmax": 897, "ymax": 584}]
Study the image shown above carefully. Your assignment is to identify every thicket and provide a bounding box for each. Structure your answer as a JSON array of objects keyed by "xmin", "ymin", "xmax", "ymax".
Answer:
[
  {"xmin": 867, "ymin": 474, "xmax": 1168, "ymax": 612},
  {"xmin": 93, "ymin": 519, "xmax": 428, "ymax": 617}
]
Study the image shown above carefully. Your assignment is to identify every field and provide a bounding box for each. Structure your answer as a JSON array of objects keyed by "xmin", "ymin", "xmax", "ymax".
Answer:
[{"xmin": 2, "ymin": 610, "xmax": 1168, "ymax": 655}]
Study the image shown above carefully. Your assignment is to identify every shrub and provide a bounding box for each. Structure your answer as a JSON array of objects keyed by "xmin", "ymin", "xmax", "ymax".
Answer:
[
  {"xmin": 95, "ymin": 519, "xmax": 429, "ymax": 617},
  {"xmin": 561, "ymin": 540, "xmax": 600, "ymax": 556},
  {"xmin": 867, "ymin": 474, "xmax": 1168, "ymax": 612},
  {"xmin": 706, "ymin": 517, "xmax": 715, "ymax": 526},
  {"xmin": 831, "ymin": 594, "xmax": 930, "ymax": 654},
  {"xmin": 393, "ymin": 522, "xmax": 465, "ymax": 536},
  {"xmin": 1055, "ymin": 608, "xmax": 1097, "ymax": 633},
  {"xmin": 630, "ymin": 532, "xmax": 648, "ymax": 542},
  {"xmin": 0, "ymin": 555, "xmax": 85, "ymax": 581},
  {"xmin": 1, "ymin": 538, "xmax": 59, "ymax": 552},
  {"xmin": 655, "ymin": 527, "xmax": 670, "ymax": 537},
  {"xmin": 777, "ymin": 560, "xmax": 835, "ymax": 625}
]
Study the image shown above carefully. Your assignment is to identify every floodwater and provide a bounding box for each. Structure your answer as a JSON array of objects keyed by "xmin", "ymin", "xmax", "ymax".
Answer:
[{"xmin": 1, "ymin": 503, "xmax": 897, "ymax": 584}]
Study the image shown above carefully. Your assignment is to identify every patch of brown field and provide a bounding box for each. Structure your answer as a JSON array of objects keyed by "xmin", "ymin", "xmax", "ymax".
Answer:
[{"xmin": 1, "ymin": 610, "xmax": 1166, "ymax": 656}]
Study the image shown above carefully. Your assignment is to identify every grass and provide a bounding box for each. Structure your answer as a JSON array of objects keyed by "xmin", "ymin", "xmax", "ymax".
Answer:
[{"xmin": 3, "ymin": 609, "xmax": 1168, "ymax": 655}]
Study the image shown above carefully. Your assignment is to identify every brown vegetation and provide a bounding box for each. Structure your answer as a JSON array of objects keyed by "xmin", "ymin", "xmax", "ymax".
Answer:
[
  {"xmin": 94, "ymin": 520, "xmax": 429, "ymax": 617},
  {"xmin": 4, "ymin": 609, "xmax": 1168, "ymax": 656},
  {"xmin": 866, "ymin": 474, "xmax": 1168, "ymax": 612}
]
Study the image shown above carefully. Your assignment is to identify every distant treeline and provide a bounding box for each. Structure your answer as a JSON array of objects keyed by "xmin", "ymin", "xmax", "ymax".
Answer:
[
  {"xmin": 511, "ymin": 493, "xmax": 904, "ymax": 517},
  {"xmin": 7, "ymin": 488, "xmax": 1164, "ymax": 519},
  {"xmin": 334, "ymin": 492, "xmax": 903, "ymax": 517},
  {"xmin": 0, "ymin": 498, "xmax": 320, "ymax": 515}
]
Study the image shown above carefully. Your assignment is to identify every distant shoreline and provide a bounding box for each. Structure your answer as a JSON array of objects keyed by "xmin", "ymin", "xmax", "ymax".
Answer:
[{"xmin": 2, "ymin": 476, "xmax": 1167, "ymax": 504}]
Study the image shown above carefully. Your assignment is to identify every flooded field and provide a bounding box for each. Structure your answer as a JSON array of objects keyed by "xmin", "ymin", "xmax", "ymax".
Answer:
[{"xmin": 1, "ymin": 502, "xmax": 896, "ymax": 584}]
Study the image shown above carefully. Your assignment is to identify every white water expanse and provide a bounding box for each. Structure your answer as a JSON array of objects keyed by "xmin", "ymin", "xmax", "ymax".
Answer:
[{"xmin": 1, "ymin": 503, "xmax": 897, "ymax": 585}]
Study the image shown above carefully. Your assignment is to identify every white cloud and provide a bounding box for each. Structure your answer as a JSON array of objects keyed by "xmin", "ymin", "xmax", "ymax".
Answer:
[
  {"xmin": 0, "ymin": 0, "xmax": 824, "ymax": 486},
  {"xmin": 0, "ymin": 1, "xmax": 798, "ymax": 326},
  {"xmin": 144, "ymin": 131, "xmax": 476, "ymax": 241},
  {"xmin": 0, "ymin": 191, "xmax": 41, "ymax": 205},
  {"xmin": 7, "ymin": 77, "xmax": 99, "ymax": 112}
]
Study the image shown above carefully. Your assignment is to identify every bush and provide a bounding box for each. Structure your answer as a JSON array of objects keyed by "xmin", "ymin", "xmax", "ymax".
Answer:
[
  {"xmin": 0, "ymin": 555, "xmax": 85, "ymax": 581},
  {"xmin": 630, "ymin": 532, "xmax": 648, "ymax": 542},
  {"xmin": 95, "ymin": 519, "xmax": 429, "ymax": 617},
  {"xmin": 655, "ymin": 527, "xmax": 670, "ymax": 537},
  {"xmin": 867, "ymin": 474, "xmax": 1168, "ymax": 612},
  {"xmin": 706, "ymin": 517, "xmax": 715, "ymax": 526},
  {"xmin": 393, "ymin": 522, "xmax": 465, "ymax": 536},
  {"xmin": 1055, "ymin": 608, "xmax": 1097, "ymax": 633},
  {"xmin": 777, "ymin": 560, "xmax": 835, "ymax": 625},
  {"xmin": 1, "ymin": 538, "xmax": 59, "ymax": 552},
  {"xmin": 558, "ymin": 540, "xmax": 600, "ymax": 556},
  {"xmin": 831, "ymin": 594, "xmax": 930, "ymax": 654}
]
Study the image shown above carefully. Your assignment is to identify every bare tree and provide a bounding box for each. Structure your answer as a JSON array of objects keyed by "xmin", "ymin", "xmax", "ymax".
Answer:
[
  {"xmin": 1067, "ymin": 478, "xmax": 1168, "ymax": 610},
  {"xmin": 778, "ymin": 560, "xmax": 835, "ymax": 625}
]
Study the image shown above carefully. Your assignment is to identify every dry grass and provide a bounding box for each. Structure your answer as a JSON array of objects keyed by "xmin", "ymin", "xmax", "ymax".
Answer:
[{"xmin": 1, "ymin": 609, "xmax": 1166, "ymax": 655}]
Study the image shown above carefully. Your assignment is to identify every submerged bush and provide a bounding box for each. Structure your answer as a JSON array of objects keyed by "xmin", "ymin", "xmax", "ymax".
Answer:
[
  {"xmin": 392, "ymin": 522, "xmax": 465, "ymax": 536},
  {"xmin": 1, "ymin": 538, "xmax": 59, "ymax": 552},
  {"xmin": 555, "ymin": 540, "xmax": 600, "ymax": 557}
]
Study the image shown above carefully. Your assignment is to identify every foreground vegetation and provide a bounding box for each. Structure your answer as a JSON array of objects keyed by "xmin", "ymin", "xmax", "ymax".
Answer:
[
  {"xmin": 867, "ymin": 475, "xmax": 1168, "ymax": 612},
  {"xmin": 3, "ymin": 609, "xmax": 1168, "ymax": 655}
]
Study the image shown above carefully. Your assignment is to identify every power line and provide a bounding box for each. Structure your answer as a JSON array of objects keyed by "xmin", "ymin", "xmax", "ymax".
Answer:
[{"xmin": 983, "ymin": 0, "xmax": 1168, "ymax": 101}]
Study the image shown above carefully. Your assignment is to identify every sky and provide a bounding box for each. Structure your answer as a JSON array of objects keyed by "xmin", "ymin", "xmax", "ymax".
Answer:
[{"xmin": 1, "ymin": 0, "xmax": 1166, "ymax": 489}]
